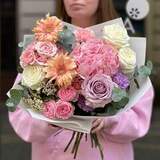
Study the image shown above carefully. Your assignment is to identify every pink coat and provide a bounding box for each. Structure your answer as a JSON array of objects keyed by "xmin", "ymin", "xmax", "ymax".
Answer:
[{"xmin": 9, "ymin": 75, "xmax": 154, "ymax": 160}]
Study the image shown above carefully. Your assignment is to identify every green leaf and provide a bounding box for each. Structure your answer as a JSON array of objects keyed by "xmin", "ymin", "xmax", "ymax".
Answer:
[
  {"xmin": 10, "ymin": 89, "xmax": 24, "ymax": 97},
  {"xmin": 119, "ymin": 97, "xmax": 129, "ymax": 106},
  {"xmin": 58, "ymin": 26, "xmax": 75, "ymax": 52},
  {"xmin": 5, "ymin": 98, "xmax": 17, "ymax": 112},
  {"xmin": 112, "ymin": 88, "xmax": 127, "ymax": 102},
  {"xmin": 147, "ymin": 61, "xmax": 153, "ymax": 70},
  {"xmin": 22, "ymin": 35, "xmax": 34, "ymax": 50},
  {"xmin": 10, "ymin": 89, "xmax": 24, "ymax": 103},
  {"xmin": 138, "ymin": 66, "xmax": 151, "ymax": 77},
  {"xmin": 137, "ymin": 61, "xmax": 153, "ymax": 77},
  {"xmin": 106, "ymin": 107, "xmax": 118, "ymax": 115},
  {"xmin": 112, "ymin": 97, "xmax": 129, "ymax": 109},
  {"xmin": 6, "ymin": 89, "xmax": 24, "ymax": 109},
  {"xmin": 17, "ymin": 65, "xmax": 23, "ymax": 73},
  {"xmin": 6, "ymin": 89, "xmax": 24, "ymax": 111}
]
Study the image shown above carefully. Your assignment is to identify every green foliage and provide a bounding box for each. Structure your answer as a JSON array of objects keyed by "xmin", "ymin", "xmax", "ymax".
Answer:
[
  {"xmin": 112, "ymin": 87, "xmax": 128, "ymax": 102},
  {"xmin": 18, "ymin": 35, "xmax": 34, "ymax": 50},
  {"xmin": 17, "ymin": 65, "xmax": 23, "ymax": 73},
  {"xmin": 5, "ymin": 89, "xmax": 24, "ymax": 112},
  {"xmin": 138, "ymin": 67, "xmax": 151, "ymax": 77},
  {"xmin": 112, "ymin": 97, "xmax": 129, "ymax": 109},
  {"xmin": 135, "ymin": 60, "xmax": 153, "ymax": 77},
  {"xmin": 58, "ymin": 26, "xmax": 75, "ymax": 52}
]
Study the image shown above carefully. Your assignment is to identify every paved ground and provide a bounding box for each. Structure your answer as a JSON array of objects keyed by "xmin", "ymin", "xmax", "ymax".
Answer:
[{"xmin": 0, "ymin": 104, "xmax": 160, "ymax": 160}]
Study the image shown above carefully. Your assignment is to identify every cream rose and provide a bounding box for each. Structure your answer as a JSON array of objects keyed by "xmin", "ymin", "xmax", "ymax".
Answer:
[
  {"xmin": 118, "ymin": 47, "xmax": 136, "ymax": 74},
  {"xmin": 103, "ymin": 24, "xmax": 130, "ymax": 48},
  {"xmin": 22, "ymin": 65, "xmax": 45, "ymax": 90}
]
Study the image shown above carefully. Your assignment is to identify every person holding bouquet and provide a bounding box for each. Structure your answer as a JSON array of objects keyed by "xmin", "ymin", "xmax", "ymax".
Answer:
[{"xmin": 9, "ymin": 0, "xmax": 154, "ymax": 160}]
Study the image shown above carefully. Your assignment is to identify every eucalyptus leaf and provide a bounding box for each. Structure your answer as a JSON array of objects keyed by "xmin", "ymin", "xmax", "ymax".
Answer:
[
  {"xmin": 8, "ymin": 106, "xmax": 17, "ymax": 112},
  {"xmin": 106, "ymin": 107, "xmax": 118, "ymax": 115},
  {"xmin": 138, "ymin": 66, "xmax": 152, "ymax": 77},
  {"xmin": 112, "ymin": 88, "xmax": 127, "ymax": 102},
  {"xmin": 10, "ymin": 89, "xmax": 23, "ymax": 99},
  {"xmin": 5, "ymin": 98, "xmax": 17, "ymax": 112},
  {"xmin": 9, "ymin": 89, "xmax": 24, "ymax": 106},
  {"xmin": 58, "ymin": 26, "xmax": 75, "ymax": 52},
  {"xmin": 146, "ymin": 61, "xmax": 153, "ymax": 70},
  {"xmin": 137, "ymin": 60, "xmax": 153, "ymax": 77},
  {"xmin": 22, "ymin": 35, "xmax": 34, "ymax": 50},
  {"xmin": 112, "ymin": 97, "xmax": 129, "ymax": 109}
]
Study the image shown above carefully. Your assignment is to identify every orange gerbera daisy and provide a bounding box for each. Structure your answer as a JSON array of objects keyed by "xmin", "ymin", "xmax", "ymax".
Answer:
[
  {"xmin": 33, "ymin": 14, "xmax": 63, "ymax": 43},
  {"xmin": 44, "ymin": 53, "xmax": 77, "ymax": 87}
]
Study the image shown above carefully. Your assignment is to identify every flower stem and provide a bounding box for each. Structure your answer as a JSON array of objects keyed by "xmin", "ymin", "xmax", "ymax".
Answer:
[
  {"xmin": 93, "ymin": 133, "xmax": 104, "ymax": 160},
  {"xmin": 64, "ymin": 131, "xmax": 76, "ymax": 152},
  {"xmin": 71, "ymin": 132, "xmax": 80, "ymax": 153},
  {"xmin": 74, "ymin": 133, "xmax": 83, "ymax": 159},
  {"xmin": 85, "ymin": 133, "xmax": 88, "ymax": 142},
  {"xmin": 90, "ymin": 134, "xmax": 94, "ymax": 148},
  {"xmin": 92, "ymin": 133, "xmax": 98, "ymax": 148},
  {"xmin": 134, "ymin": 78, "xmax": 140, "ymax": 89}
]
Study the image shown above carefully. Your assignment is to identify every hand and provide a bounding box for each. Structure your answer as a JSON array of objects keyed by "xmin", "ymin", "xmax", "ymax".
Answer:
[{"xmin": 91, "ymin": 118, "xmax": 105, "ymax": 133}]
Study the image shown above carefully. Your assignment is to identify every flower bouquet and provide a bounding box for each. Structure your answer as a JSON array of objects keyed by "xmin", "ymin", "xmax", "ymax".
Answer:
[{"xmin": 6, "ymin": 14, "xmax": 152, "ymax": 160}]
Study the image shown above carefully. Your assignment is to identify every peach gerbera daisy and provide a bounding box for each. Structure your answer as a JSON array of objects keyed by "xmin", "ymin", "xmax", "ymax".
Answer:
[
  {"xmin": 33, "ymin": 14, "xmax": 63, "ymax": 43},
  {"xmin": 44, "ymin": 53, "xmax": 77, "ymax": 87}
]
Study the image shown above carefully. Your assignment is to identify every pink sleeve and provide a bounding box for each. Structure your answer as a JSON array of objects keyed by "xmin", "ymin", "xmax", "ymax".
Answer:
[
  {"xmin": 102, "ymin": 87, "xmax": 154, "ymax": 143},
  {"xmin": 9, "ymin": 74, "xmax": 61, "ymax": 143},
  {"xmin": 9, "ymin": 108, "xmax": 61, "ymax": 143}
]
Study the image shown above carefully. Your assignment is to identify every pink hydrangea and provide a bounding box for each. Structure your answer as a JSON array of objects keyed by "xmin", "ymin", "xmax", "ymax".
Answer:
[
  {"xmin": 58, "ymin": 86, "xmax": 77, "ymax": 101},
  {"xmin": 55, "ymin": 101, "xmax": 74, "ymax": 119},
  {"xmin": 43, "ymin": 100, "xmax": 57, "ymax": 119},
  {"xmin": 72, "ymin": 39, "xmax": 119, "ymax": 77},
  {"xmin": 74, "ymin": 28, "xmax": 95, "ymax": 43}
]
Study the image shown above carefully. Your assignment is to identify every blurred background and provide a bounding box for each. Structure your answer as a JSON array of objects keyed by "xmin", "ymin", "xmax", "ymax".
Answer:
[{"xmin": 0, "ymin": 0, "xmax": 160, "ymax": 159}]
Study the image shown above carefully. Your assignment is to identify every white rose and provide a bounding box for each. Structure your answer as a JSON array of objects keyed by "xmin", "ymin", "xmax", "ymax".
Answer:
[
  {"xmin": 103, "ymin": 24, "xmax": 130, "ymax": 48},
  {"xmin": 119, "ymin": 47, "xmax": 136, "ymax": 74},
  {"xmin": 22, "ymin": 65, "xmax": 45, "ymax": 90}
]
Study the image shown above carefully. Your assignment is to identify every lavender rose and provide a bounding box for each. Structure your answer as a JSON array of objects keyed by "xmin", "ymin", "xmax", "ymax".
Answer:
[{"xmin": 81, "ymin": 74, "xmax": 114, "ymax": 108}]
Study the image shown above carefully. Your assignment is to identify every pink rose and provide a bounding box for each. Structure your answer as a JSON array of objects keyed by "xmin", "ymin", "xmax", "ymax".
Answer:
[
  {"xmin": 20, "ymin": 43, "xmax": 36, "ymax": 67},
  {"xmin": 72, "ymin": 76, "xmax": 84, "ymax": 90},
  {"xmin": 35, "ymin": 53, "xmax": 48, "ymax": 65},
  {"xmin": 58, "ymin": 86, "xmax": 77, "ymax": 101},
  {"xmin": 20, "ymin": 51, "xmax": 35, "ymax": 67},
  {"xmin": 35, "ymin": 41, "xmax": 57, "ymax": 57},
  {"xmin": 55, "ymin": 101, "xmax": 74, "ymax": 119},
  {"xmin": 43, "ymin": 100, "xmax": 57, "ymax": 119},
  {"xmin": 74, "ymin": 28, "xmax": 95, "ymax": 43}
]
